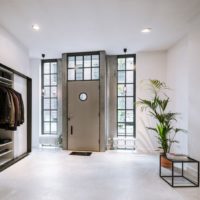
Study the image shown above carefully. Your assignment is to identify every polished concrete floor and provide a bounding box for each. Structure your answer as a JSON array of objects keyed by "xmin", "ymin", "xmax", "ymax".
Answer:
[{"xmin": 0, "ymin": 149, "xmax": 199, "ymax": 200}]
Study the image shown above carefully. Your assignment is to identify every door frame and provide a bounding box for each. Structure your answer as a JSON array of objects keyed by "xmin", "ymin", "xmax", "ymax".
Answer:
[{"xmin": 63, "ymin": 51, "xmax": 107, "ymax": 152}]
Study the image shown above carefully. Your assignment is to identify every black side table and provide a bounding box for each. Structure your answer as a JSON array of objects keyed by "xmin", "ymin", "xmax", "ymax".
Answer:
[{"xmin": 160, "ymin": 155, "xmax": 199, "ymax": 187}]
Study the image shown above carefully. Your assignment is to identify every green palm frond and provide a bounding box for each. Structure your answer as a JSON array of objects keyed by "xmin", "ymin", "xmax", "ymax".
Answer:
[
  {"xmin": 150, "ymin": 79, "xmax": 167, "ymax": 90},
  {"xmin": 146, "ymin": 127, "xmax": 158, "ymax": 133},
  {"xmin": 174, "ymin": 128, "xmax": 187, "ymax": 133},
  {"xmin": 156, "ymin": 97, "xmax": 169, "ymax": 111}
]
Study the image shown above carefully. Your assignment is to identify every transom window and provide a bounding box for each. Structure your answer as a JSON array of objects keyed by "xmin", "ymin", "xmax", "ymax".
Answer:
[
  {"xmin": 41, "ymin": 60, "xmax": 58, "ymax": 135},
  {"xmin": 117, "ymin": 55, "xmax": 136, "ymax": 138},
  {"xmin": 67, "ymin": 54, "xmax": 100, "ymax": 81}
]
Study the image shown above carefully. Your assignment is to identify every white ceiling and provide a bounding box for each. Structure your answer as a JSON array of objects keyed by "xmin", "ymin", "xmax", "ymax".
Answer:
[{"xmin": 0, "ymin": 0, "xmax": 200, "ymax": 58}]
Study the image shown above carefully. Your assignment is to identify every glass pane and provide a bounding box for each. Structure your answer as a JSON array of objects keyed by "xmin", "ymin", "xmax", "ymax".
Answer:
[
  {"xmin": 51, "ymin": 99, "xmax": 57, "ymax": 109},
  {"xmin": 118, "ymin": 123, "xmax": 125, "ymax": 134},
  {"xmin": 68, "ymin": 56, "xmax": 75, "ymax": 68},
  {"xmin": 44, "ymin": 99, "xmax": 50, "ymax": 109},
  {"xmin": 126, "ymin": 57, "xmax": 134, "ymax": 70},
  {"xmin": 44, "ymin": 111, "xmax": 50, "ymax": 121},
  {"xmin": 92, "ymin": 55, "xmax": 99, "ymax": 67},
  {"xmin": 126, "ymin": 110, "xmax": 133, "ymax": 122},
  {"xmin": 44, "ymin": 122, "xmax": 50, "ymax": 133},
  {"xmin": 126, "ymin": 71, "xmax": 134, "ymax": 83},
  {"xmin": 126, "ymin": 84, "xmax": 133, "ymax": 96},
  {"xmin": 84, "ymin": 68, "xmax": 91, "ymax": 80},
  {"xmin": 118, "ymin": 84, "xmax": 125, "ymax": 96},
  {"xmin": 76, "ymin": 56, "xmax": 83, "ymax": 68},
  {"xmin": 51, "ymin": 74, "xmax": 57, "ymax": 85},
  {"xmin": 51, "ymin": 87, "xmax": 57, "ymax": 97},
  {"xmin": 44, "ymin": 75, "xmax": 50, "ymax": 86},
  {"xmin": 118, "ymin": 97, "xmax": 125, "ymax": 109},
  {"xmin": 76, "ymin": 68, "xmax": 83, "ymax": 80},
  {"xmin": 126, "ymin": 97, "xmax": 134, "ymax": 109},
  {"xmin": 118, "ymin": 71, "xmax": 125, "ymax": 83},
  {"xmin": 84, "ymin": 55, "xmax": 91, "ymax": 68},
  {"xmin": 43, "ymin": 87, "xmax": 50, "ymax": 98},
  {"xmin": 118, "ymin": 110, "xmax": 125, "ymax": 122},
  {"xmin": 118, "ymin": 58, "xmax": 125, "ymax": 70},
  {"xmin": 51, "ymin": 123, "xmax": 57, "ymax": 133},
  {"xmin": 51, "ymin": 111, "xmax": 57, "ymax": 121},
  {"xmin": 51, "ymin": 62, "xmax": 57, "ymax": 73},
  {"xmin": 68, "ymin": 69, "xmax": 75, "ymax": 80},
  {"xmin": 127, "ymin": 125, "xmax": 134, "ymax": 135},
  {"xmin": 92, "ymin": 68, "xmax": 99, "ymax": 79},
  {"xmin": 44, "ymin": 63, "xmax": 50, "ymax": 74}
]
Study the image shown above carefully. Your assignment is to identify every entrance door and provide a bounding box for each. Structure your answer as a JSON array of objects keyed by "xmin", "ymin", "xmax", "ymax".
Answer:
[{"xmin": 68, "ymin": 81, "xmax": 99, "ymax": 151}]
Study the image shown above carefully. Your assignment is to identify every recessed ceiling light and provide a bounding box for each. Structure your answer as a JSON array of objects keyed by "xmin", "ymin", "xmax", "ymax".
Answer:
[
  {"xmin": 32, "ymin": 24, "xmax": 40, "ymax": 31},
  {"xmin": 141, "ymin": 28, "xmax": 152, "ymax": 33}
]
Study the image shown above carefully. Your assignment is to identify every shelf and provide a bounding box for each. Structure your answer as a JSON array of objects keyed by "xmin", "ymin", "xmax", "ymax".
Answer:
[
  {"xmin": 0, "ymin": 157, "xmax": 12, "ymax": 166},
  {"xmin": 0, "ymin": 150, "xmax": 12, "ymax": 157},
  {"xmin": 0, "ymin": 141, "xmax": 13, "ymax": 147}
]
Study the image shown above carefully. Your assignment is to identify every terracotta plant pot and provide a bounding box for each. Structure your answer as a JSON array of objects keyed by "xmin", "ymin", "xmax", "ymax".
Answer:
[{"xmin": 160, "ymin": 155, "xmax": 172, "ymax": 168}]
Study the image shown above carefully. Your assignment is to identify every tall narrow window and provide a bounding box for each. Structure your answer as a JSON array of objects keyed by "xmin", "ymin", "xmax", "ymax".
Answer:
[
  {"xmin": 117, "ymin": 55, "xmax": 136, "ymax": 138},
  {"xmin": 41, "ymin": 60, "xmax": 58, "ymax": 135}
]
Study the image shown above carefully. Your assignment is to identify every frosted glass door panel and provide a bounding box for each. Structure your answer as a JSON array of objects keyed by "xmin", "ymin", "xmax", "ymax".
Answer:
[{"xmin": 13, "ymin": 74, "xmax": 27, "ymax": 158}]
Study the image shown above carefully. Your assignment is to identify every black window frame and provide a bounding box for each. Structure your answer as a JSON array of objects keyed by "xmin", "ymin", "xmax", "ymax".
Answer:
[
  {"xmin": 41, "ymin": 59, "xmax": 58, "ymax": 135},
  {"xmin": 117, "ymin": 54, "xmax": 136, "ymax": 138},
  {"xmin": 67, "ymin": 52, "xmax": 100, "ymax": 81}
]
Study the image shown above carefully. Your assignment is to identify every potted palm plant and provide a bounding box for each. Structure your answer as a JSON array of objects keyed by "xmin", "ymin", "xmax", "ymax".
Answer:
[{"xmin": 137, "ymin": 79, "xmax": 186, "ymax": 168}]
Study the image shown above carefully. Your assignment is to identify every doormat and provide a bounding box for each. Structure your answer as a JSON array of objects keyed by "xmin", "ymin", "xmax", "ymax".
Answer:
[{"xmin": 69, "ymin": 152, "xmax": 92, "ymax": 156}]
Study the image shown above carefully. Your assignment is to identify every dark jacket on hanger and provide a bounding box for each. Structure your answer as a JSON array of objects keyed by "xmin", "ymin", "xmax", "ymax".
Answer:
[
  {"xmin": 0, "ymin": 85, "xmax": 24, "ymax": 130},
  {"xmin": 0, "ymin": 86, "xmax": 12, "ymax": 124},
  {"xmin": 15, "ymin": 91, "xmax": 24, "ymax": 125}
]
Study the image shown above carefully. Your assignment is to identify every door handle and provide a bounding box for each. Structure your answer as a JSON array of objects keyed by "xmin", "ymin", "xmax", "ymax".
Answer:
[{"xmin": 70, "ymin": 126, "xmax": 73, "ymax": 135}]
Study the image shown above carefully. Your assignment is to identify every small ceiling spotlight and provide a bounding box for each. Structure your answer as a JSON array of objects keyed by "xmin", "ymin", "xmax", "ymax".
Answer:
[
  {"xmin": 32, "ymin": 24, "xmax": 40, "ymax": 31},
  {"xmin": 123, "ymin": 48, "xmax": 127, "ymax": 54},
  {"xmin": 141, "ymin": 28, "xmax": 152, "ymax": 33}
]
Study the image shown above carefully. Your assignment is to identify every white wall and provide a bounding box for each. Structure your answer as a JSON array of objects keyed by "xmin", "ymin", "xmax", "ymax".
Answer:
[
  {"xmin": 30, "ymin": 59, "xmax": 41, "ymax": 148},
  {"xmin": 166, "ymin": 15, "xmax": 200, "ymax": 161},
  {"xmin": 188, "ymin": 20, "xmax": 200, "ymax": 161},
  {"xmin": 0, "ymin": 25, "xmax": 30, "ymax": 76},
  {"xmin": 136, "ymin": 51, "xmax": 167, "ymax": 153},
  {"xmin": 166, "ymin": 38, "xmax": 189, "ymax": 154},
  {"xmin": 0, "ymin": 25, "xmax": 31, "ymax": 156}
]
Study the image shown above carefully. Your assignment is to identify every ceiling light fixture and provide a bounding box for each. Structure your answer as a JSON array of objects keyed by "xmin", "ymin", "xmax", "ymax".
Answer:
[
  {"xmin": 141, "ymin": 28, "xmax": 152, "ymax": 33},
  {"xmin": 32, "ymin": 24, "xmax": 40, "ymax": 31}
]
